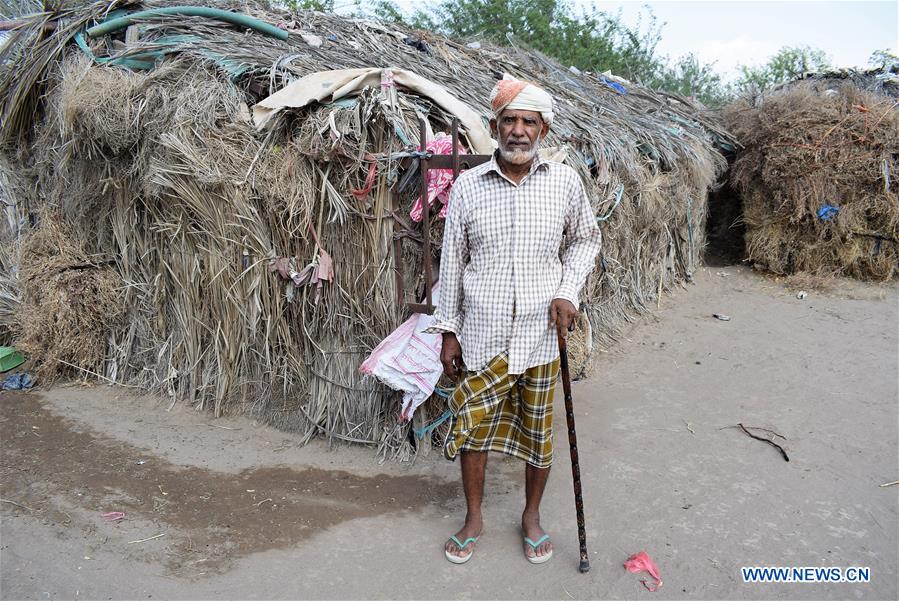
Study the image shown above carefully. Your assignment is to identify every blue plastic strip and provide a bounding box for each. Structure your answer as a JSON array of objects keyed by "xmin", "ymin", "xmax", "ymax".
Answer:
[
  {"xmin": 413, "ymin": 408, "xmax": 453, "ymax": 439},
  {"xmin": 433, "ymin": 386, "xmax": 452, "ymax": 398},
  {"xmin": 596, "ymin": 185, "xmax": 624, "ymax": 222}
]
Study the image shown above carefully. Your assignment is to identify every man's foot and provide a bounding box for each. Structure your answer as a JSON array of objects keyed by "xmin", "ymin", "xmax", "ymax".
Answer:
[
  {"xmin": 444, "ymin": 517, "xmax": 483, "ymax": 563},
  {"xmin": 522, "ymin": 512, "xmax": 553, "ymax": 562}
]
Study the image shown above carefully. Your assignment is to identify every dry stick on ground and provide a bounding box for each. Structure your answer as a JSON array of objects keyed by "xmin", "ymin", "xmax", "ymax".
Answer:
[
  {"xmin": 56, "ymin": 359, "xmax": 140, "ymax": 388},
  {"xmin": 127, "ymin": 532, "xmax": 167, "ymax": 544},
  {"xmin": 729, "ymin": 423, "xmax": 790, "ymax": 462},
  {"xmin": 741, "ymin": 425, "xmax": 787, "ymax": 440},
  {"xmin": 0, "ymin": 498, "xmax": 37, "ymax": 512}
]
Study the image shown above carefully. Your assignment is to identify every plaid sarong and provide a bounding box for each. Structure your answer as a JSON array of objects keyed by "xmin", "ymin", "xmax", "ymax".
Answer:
[{"xmin": 444, "ymin": 353, "xmax": 560, "ymax": 468}]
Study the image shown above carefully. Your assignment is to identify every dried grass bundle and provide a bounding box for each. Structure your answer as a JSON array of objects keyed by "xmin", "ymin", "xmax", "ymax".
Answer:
[
  {"xmin": 724, "ymin": 80, "xmax": 898, "ymax": 280},
  {"xmin": 15, "ymin": 210, "xmax": 125, "ymax": 380},
  {"xmin": 57, "ymin": 54, "xmax": 146, "ymax": 155}
]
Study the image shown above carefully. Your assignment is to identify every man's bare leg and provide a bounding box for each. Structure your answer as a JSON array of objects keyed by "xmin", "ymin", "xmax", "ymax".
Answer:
[
  {"xmin": 445, "ymin": 450, "xmax": 487, "ymax": 558},
  {"xmin": 522, "ymin": 463, "xmax": 553, "ymax": 559}
]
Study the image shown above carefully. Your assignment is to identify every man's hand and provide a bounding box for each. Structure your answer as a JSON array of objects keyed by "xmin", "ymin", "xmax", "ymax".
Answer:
[
  {"xmin": 549, "ymin": 298, "xmax": 578, "ymax": 338},
  {"xmin": 440, "ymin": 332, "xmax": 463, "ymax": 382}
]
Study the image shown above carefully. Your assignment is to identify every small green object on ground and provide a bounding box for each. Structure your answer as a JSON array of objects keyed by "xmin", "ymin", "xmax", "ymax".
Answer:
[{"xmin": 0, "ymin": 347, "xmax": 25, "ymax": 373}]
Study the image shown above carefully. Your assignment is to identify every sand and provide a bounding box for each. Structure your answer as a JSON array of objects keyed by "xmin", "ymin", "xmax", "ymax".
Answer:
[{"xmin": 1, "ymin": 265, "xmax": 896, "ymax": 600}]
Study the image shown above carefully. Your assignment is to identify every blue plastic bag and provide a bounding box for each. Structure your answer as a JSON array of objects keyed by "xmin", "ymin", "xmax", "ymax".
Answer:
[
  {"xmin": 1, "ymin": 373, "xmax": 33, "ymax": 390},
  {"xmin": 817, "ymin": 204, "xmax": 840, "ymax": 221}
]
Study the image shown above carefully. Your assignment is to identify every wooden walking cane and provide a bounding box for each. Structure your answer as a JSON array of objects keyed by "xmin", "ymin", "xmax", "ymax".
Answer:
[{"xmin": 558, "ymin": 330, "xmax": 590, "ymax": 573}]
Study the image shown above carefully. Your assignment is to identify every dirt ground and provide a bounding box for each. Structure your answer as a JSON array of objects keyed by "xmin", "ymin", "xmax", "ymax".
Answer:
[{"xmin": 1, "ymin": 265, "xmax": 897, "ymax": 600}]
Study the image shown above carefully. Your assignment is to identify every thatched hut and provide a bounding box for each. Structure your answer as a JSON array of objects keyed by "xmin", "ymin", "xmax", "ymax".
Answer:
[
  {"xmin": 720, "ymin": 69, "xmax": 899, "ymax": 281},
  {"xmin": 0, "ymin": 0, "xmax": 730, "ymax": 457}
]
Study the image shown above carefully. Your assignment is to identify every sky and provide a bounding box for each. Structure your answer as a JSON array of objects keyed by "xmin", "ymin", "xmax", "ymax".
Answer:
[
  {"xmin": 594, "ymin": 1, "xmax": 897, "ymax": 80},
  {"xmin": 347, "ymin": 0, "xmax": 898, "ymax": 81}
]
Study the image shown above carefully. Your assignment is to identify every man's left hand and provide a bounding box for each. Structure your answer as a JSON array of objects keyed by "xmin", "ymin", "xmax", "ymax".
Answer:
[{"xmin": 549, "ymin": 298, "xmax": 578, "ymax": 337}]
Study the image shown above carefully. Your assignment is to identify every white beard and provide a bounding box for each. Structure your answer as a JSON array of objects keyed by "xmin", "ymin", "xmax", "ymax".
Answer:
[{"xmin": 498, "ymin": 137, "xmax": 541, "ymax": 165}]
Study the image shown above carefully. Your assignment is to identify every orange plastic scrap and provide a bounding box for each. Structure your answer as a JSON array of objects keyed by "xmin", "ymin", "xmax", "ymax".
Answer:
[
  {"xmin": 351, "ymin": 157, "xmax": 377, "ymax": 200},
  {"xmin": 852, "ymin": 104, "xmax": 869, "ymax": 113},
  {"xmin": 624, "ymin": 551, "xmax": 663, "ymax": 592}
]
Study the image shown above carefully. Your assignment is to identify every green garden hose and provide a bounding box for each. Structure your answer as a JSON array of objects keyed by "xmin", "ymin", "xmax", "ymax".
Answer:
[{"xmin": 86, "ymin": 5, "xmax": 288, "ymax": 41}]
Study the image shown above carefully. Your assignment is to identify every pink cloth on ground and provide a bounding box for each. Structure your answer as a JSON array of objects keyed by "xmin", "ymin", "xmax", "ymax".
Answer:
[
  {"xmin": 624, "ymin": 551, "xmax": 663, "ymax": 592},
  {"xmin": 409, "ymin": 133, "xmax": 468, "ymax": 222}
]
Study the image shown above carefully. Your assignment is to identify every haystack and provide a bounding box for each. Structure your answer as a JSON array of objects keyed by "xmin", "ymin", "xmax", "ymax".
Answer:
[
  {"xmin": 723, "ymin": 71, "xmax": 899, "ymax": 281},
  {"xmin": 15, "ymin": 209, "xmax": 125, "ymax": 380},
  {"xmin": 0, "ymin": 0, "xmax": 731, "ymax": 457}
]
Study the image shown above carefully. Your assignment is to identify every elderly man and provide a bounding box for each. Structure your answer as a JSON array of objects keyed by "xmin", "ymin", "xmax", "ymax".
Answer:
[{"xmin": 429, "ymin": 77, "xmax": 601, "ymax": 565}]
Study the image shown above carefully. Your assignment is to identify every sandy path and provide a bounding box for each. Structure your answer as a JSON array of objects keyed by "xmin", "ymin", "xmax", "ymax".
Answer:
[{"xmin": 1, "ymin": 265, "xmax": 896, "ymax": 600}]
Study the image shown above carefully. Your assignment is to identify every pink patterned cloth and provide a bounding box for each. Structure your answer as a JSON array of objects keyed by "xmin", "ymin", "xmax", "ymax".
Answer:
[
  {"xmin": 409, "ymin": 133, "xmax": 468, "ymax": 222},
  {"xmin": 359, "ymin": 284, "xmax": 443, "ymax": 421}
]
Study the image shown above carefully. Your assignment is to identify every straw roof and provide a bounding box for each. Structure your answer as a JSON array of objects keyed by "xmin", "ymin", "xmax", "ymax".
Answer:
[{"xmin": 0, "ymin": 0, "xmax": 732, "ymax": 457}]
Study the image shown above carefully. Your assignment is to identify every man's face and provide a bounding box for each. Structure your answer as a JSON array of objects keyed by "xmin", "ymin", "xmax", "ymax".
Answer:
[{"xmin": 490, "ymin": 109, "xmax": 550, "ymax": 166}]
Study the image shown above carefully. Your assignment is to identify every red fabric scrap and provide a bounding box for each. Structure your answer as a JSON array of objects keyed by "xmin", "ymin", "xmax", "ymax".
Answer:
[
  {"xmin": 624, "ymin": 551, "xmax": 663, "ymax": 592},
  {"xmin": 267, "ymin": 224, "xmax": 334, "ymax": 305},
  {"xmin": 351, "ymin": 160, "xmax": 377, "ymax": 200}
]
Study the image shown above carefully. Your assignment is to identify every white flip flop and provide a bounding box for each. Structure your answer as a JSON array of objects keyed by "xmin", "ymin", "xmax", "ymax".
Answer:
[
  {"xmin": 524, "ymin": 534, "xmax": 553, "ymax": 564},
  {"xmin": 445, "ymin": 534, "xmax": 479, "ymax": 564}
]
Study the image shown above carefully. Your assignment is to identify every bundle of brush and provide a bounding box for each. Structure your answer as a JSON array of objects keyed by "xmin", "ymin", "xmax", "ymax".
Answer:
[
  {"xmin": 726, "ymin": 79, "xmax": 899, "ymax": 281},
  {"xmin": 14, "ymin": 210, "xmax": 125, "ymax": 381}
]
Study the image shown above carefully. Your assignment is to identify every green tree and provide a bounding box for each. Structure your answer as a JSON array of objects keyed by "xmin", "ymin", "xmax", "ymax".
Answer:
[
  {"xmin": 654, "ymin": 53, "xmax": 731, "ymax": 107},
  {"xmin": 371, "ymin": 0, "xmax": 666, "ymax": 86},
  {"xmin": 869, "ymin": 49, "xmax": 899, "ymax": 70},
  {"xmin": 370, "ymin": 0, "xmax": 439, "ymax": 29},
  {"xmin": 735, "ymin": 45, "xmax": 831, "ymax": 95},
  {"xmin": 282, "ymin": 0, "xmax": 335, "ymax": 11}
]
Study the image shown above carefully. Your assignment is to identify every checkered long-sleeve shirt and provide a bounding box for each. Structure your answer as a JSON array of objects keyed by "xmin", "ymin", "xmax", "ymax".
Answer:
[{"xmin": 428, "ymin": 154, "xmax": 601, "ymax": 375}]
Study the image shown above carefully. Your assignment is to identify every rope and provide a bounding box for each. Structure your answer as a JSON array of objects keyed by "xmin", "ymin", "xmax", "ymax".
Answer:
[
  {"xmin": 411, "ymin": 386, "xmax": 454, "ymax": 439},
  {"xmin": 596, "ymin": 185, "xmax": 624, "ymax": 222},
  {"xmin": 413, "ymin": 408, "xmax": 453, "ymax": 439}
]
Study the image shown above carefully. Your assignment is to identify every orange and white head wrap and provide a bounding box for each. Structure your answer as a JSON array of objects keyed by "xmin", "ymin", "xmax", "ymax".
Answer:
[{"xmin": 489, "ymin": 74, "xmax": 554, "ymax": 126}]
